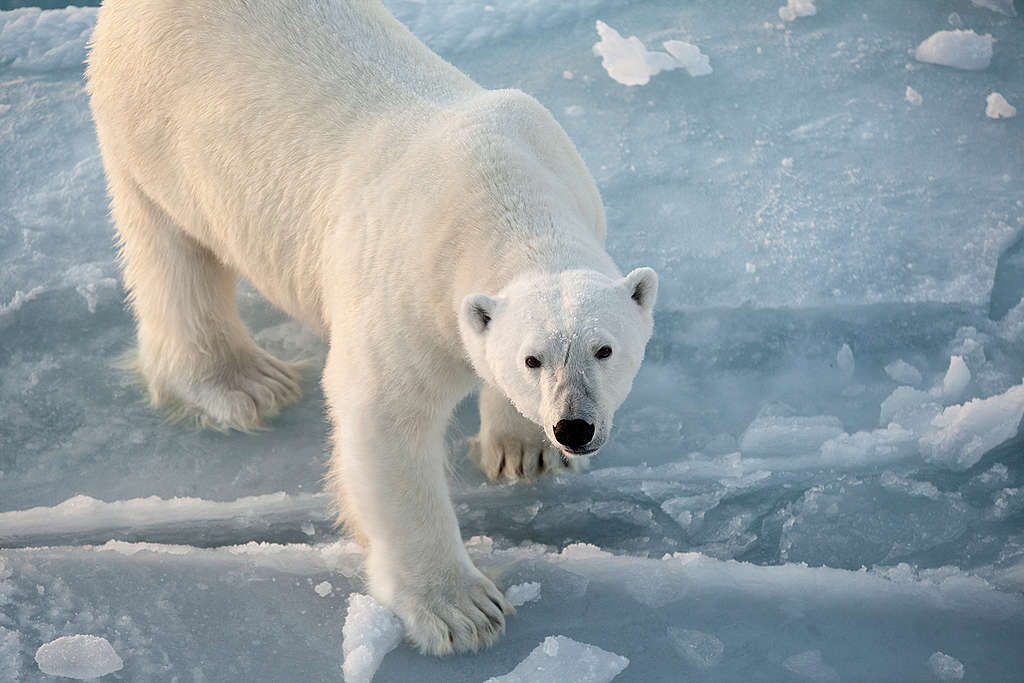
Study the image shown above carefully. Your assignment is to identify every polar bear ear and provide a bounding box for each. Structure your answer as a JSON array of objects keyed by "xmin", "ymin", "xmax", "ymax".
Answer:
[
  {"xmin": 623, "ymin": 267, "xmax": 658, "ymax": 313},
  {"xmin": 460, "ymin": 293, "xmax": 499, "ymax": 334}
]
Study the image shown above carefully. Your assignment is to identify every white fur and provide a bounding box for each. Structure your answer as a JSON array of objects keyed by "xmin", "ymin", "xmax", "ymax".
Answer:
[{"xmin": 87, "ymin": 0, "xmax": 656, "ymax": 655}]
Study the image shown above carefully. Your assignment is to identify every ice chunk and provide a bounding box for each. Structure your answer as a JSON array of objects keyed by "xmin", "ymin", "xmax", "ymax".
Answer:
[
  {"xmin": 986, "ymin": 93, "xmax": 1017, "ymax": 119},
  {"xmin": 34, "ymin": 635, "xmax": 124, "ymax": 680},
  {"xmin": 740, "ymin": 415, "xmax": 844, "ymax": 457},
  {"xmin": 485, "ymin": 636, "xmax": 629, "ymax": 683},
  {"xmin": 915, "ymin": 30, "xmax": 994, "ymax": 71},
  {"xmin": 778, "ymin": 0, "xmax": 817, "ymax": 22},
  {"xmin": 506, "ymin": 581, "xmax": 542, "ymax": 606},
  {"xmin": 314, "ymin": 580, "xmax": 333, "ymax": 597},
  {"xmin": 666, "ymin": 627, "xmax": 724, "ymax": 669},
  {"xmin": 885, "ymin": 360, "xmax": 923, "ymax": 386},
  {"xmin": 342, "ymin": 594, "xmax": 403, "ymax": 683},
  {"xmin": 942, "ymin": 356, "xmax": 971, "ymax": 403},
  {"xmin": 905, "ymin": 86, "xmax": 923, "ymax": 107},
  {"xmin": 837, "ymin": 344, "xmax": 855, "ymax": 382},
  {"xmin": 928, "ymin": 651, "xmax": 965, "ymax": 680},
  {"xmin": 662, "ymin": 40, "xmax": 713, "ymax": 77},
  {"xmin": 818, "ymin": 425, "xmax": 917, "ymax": 467},
  {"xmin": 879, "ymin": 386, "xmax": 942, "ymax": 431},
  {"xmin": 592, "ymin": 21, "xmax": 710, "ymax": 86},
  {"xmin": 971, "ymin": 0, "xmax": 1017, "ymax": 17},
  {"xmin": 783, "ymin": 650, "xmax": 839, "ymax": 682},
  {"xmin": 920, "ymin": 381, "xmax": 1024, "ymax": 470}
]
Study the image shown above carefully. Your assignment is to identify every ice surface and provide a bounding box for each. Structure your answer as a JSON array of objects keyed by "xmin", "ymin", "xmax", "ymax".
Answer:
[
  {"xmin": 484, "ymin": 636, "xmax": 629, "ymax": 683},
  {"xmin": 915, "ymin": 30, "xmax": 994, "ymax": 71},
  {"xmin": 342, "ymin": 594, "xmax": 403, "ymax": 683},
  {"xmin": 985, "ymin": 92, "xmax": 1017, "ymax": 119},
  {"xmin": 782, "ymin": 650, "xmax": 839, "ymax": 682},
  {"xmin": 592, "ymin": 20, "xmax": 710, "ymax": 86},
  {"xmin": 778, "ymin": 0, "xmax": 816, "ymax": 23},
  {"xmin": 666, "ymin": 627, "xmax": 724, "ymax": 669},
  {"xmin": 928, "ymin": 651, "xmax": 965, "ymax": 680},
  {"xmin": 2, "ymin": 1, "xmax": 1024, "ymax": 681},
  {"xmin": 34, "ymin": 634, "xmax": 123, "ymax": 680}
]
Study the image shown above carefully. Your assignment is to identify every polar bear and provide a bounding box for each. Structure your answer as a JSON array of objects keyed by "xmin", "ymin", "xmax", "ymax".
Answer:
[{"xmin": 87, "ymin": 0, "xmax": 657, "ymax": 655}]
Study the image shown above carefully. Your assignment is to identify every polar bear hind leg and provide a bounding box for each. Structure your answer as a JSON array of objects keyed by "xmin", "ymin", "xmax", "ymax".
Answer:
[
  {"xmin": 471, "ymin": 383, "xmax": 589, "ymax": 481},
  {"xmin": 108, "ymin": 168, "xmax": 302, "ymax": 431}
]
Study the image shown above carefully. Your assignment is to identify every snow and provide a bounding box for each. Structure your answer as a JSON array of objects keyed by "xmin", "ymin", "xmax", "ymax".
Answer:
[
  {"xmin": 342, "ymin": 594, "xmax": 403, "ymax": 683},
  {"xmin": 484, "ymin": 636, "xmax": 629, "ymax": 683},
  {"xmin": 928, "ymin": 651, "xmax": 965, "ymax": 680},
  {"xmin": 34, "ymin": 635, "xmax": 123, "ymax": 680},
  {"xmin": 778, "ymin": 0, "xmax": 817, "ymax": 23},
  {"xmin": 914, "ymin": 30, "xmax": 994, "ymax": 71},
  {"xmin": 985, "ymin": 92, "xmax": 1017, "ymax": 119},
  {"xmin": 904, "ymin": 86, "xmax": 923, "ymax": 107},
  {"xmin": 2, "ymin": 1, "xmax": 1023, "ymax": 681},
  {"xmin": 592, "ymin": 20, "xmax": 710, "ymax": 86}
]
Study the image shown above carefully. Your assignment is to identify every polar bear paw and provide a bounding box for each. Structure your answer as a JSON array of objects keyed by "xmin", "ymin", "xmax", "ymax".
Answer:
[
  {"xmin": 470, "ymin": 436, "xmax": 590, "ymax": 482},
  {"xmin": 136, "ymin": 346, "xmax": 304, "ymax": 432},
  {"xmin": 385, "ymin": 566, "xmax": 516, "ymax": 655}
]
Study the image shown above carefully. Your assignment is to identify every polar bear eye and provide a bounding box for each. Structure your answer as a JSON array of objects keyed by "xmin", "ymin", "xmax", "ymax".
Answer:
[
  {"xmin": 525, "ymin": 356, "xmax": 542, "ymax": 369},
  {"xmin": 595, "ymin": 346, "xmax": 613, "ymax": 360}
]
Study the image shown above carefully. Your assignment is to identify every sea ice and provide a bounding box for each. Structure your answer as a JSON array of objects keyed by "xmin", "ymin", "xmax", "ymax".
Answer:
[
  {"xmin": 905, "ymin": 86, "xmax": 923, "ymax": 107},
  {"xmin": 0, "ymin": 627, "xmax": 21, "ymax": 680},
  {"xmin": 34, "ymin": 634, "xmax": 124, "ymax": 680},
  {"xmin": 506, "ymin": 581, "xmax": 542, "ymax": 606},
  {"xmin": 485, "ymin": 635, "xmax": 629, "ymax": 683},
  {"xmin": 778, "ymin": 0, "xmax": 817, "ymax": 22},
  {"xmin": 342, "ymin": 594, "xmax": 403, "ymax": 683},
  {"xmin": 914, "ymin": 30, "xmax": 994, "ymax": 71},
  {"xmin": 782, "ymin": 649, "xmax": 839, "ymax": 682},
  {"xmin": 885, "ymin": 359, "xmax": 922, "ymax": 386},
  {"xmin": 592, "ymin": 20, "xmax": 710, "ymax": 86},
  {"xmin": 666, "ymin": 627, "xmax": 724, "ymax": 669},
  {"xmin": 986, "ymin": 92, "xmax": 1017, "ymax": 119},
  {"xmin": 928, "ymin": 651, "xmax": 965, "ymax": 680},
  {"xmin": 942, "ymin": 355, "xmax": 971, "ymax": 403}
]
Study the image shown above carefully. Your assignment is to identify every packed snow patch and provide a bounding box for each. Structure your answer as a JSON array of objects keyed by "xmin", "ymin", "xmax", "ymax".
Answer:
[
  {"xmin": 778, "ymin": 0, "xmax": 817, "ymax": 22},
  {"xmin": 928, "ymin": 651, "xmax": 965, "ymax": 680},
  {"xmin": 485, "ymin": 635, "xmax": 629, "ymax": 683},
  {"xmin": 905, "ymin": 86, "xmax": 923, "ymax": 107},
  {"xmin": 592, "ymin": 20, "xmax": 710, "ymax": 86},
  {"xmin": 914, "ymin": 30, "xmax": 994, "ymax": 71},
  {"xmin": 34, "ymin": 635, "xmax": 124, "ymax": 680},
  {"xmin": 986, "ymin": 92, "xmax": 1017, "ymax": 119},
  {"xmin": 342, "ymin": 594, "xmax": 403, "ymax": 683},
  {"xmin": 0, "ymin": 7, "xmax": 96, "ymax": 72}
]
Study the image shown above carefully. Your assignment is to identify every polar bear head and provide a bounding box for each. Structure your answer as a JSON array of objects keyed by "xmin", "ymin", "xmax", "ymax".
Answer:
[{"xmin": 459, "ymin": 268, "xmax": 657, "ymax": 456}]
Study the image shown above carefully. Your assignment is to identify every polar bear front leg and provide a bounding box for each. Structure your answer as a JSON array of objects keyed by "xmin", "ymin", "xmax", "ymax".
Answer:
[
  {"xmin": 472, "ymin": 382, "xmax": 590, "ymax": 481},
  {"xmin": 324, "ymin": 355, "xmax": 514, "ymax": 655}
]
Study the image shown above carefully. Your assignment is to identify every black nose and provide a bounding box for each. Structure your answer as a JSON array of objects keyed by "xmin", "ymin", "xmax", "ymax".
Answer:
[{"xmin": 553, "ymin": 419, "xmax": 595, "ymax": 450}]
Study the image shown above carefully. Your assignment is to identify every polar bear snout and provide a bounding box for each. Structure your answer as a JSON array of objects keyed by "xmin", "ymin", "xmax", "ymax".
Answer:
[{"xmin": 553, "ymin": 418, "xmax": 595, "ymax": 451}]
